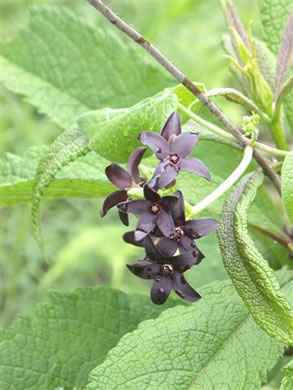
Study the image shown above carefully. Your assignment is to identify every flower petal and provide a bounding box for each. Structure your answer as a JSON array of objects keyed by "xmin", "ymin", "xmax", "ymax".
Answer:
[
  {"xmin": 170, "ymin": 132, "xmax": 199, "ymax": 158},
  {"xmin": 157, "ymin": 209, "xmax": 175, "ymax": 238},
  {"xmin": 151, "ymin": 275, "xmax": 172, "ymax": 304},
  {"xmin": 139, "ymin": 132, "xmax": 169, "ymax": 160},
  {"xmin": 161, "ymin": 195, "xmax": 178, "ymax": 213},
  {"xmin": 171, "ymin": 249, "xmax": 204, "ymax": 272},
  {"xmin": 156, "ymin": 237, "xmax": 178, "ymax": 257},
  {"xmin": 144, "ymin": 235, "xmax": 165, "ymax": 262},
  {"xmin": 184, "ymin": 218, "xmax": 218, "ymax": 239},
  {"xmin": 119, "ymin": 210, "xmax": 129, "ymax": 226},
  {"xmin": 136, "ymin": 212, "xmax": 156, "ymax": 234},
  {"xmin": 172, "ymin": 271, "xmax": 201, "ymax": 302},
  {"xmin": 157, "ymin": 165, "xmax": 178, "ymax": 189},
  {"xmin": 100, "ymin": 190, "xmax": 128, "ymax": 217},
  {"xmin": 118, "ymin": 199, "xmax": 149, "ymax": 215},
  {"xmin": 143, "ymin": 184, "xmax": 161, "ymax": 203},
  {"xmin": 171, "ymin": 190, "xmax": 185, "ymax": 226},
  {"xmin": 127, "ymin": 259, "xmax": 160, "ymax": 280},
  {"xmin": 127, "ymin": 147, "xmax": 147, "ymax": 184},
  {"xmin": 160, "ymin": 112, "xmax": 181, "ymax": 140},
  {"xmin": 105, "ymin": 163, "xmax": 132, "ymax": 189},
  {"xmin": 149, "ymin": 161, "xmax": 169, "ymax": 189},
  {"xmin": 180, "ymin": 158, "xmax": 211, "ymax": 180},
  {"xmin": 178, "ymin": 236, "xmax": 196, "ymax": 252},
  {"xmin": 123, "ymin": 231, "xmax": 144, "ymax": 247}
]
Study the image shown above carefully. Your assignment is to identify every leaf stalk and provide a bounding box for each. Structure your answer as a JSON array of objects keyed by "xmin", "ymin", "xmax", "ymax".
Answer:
[
  {"xmin": 178, "ymin": 103, "xmax": 289, "ymax": 157},
  {"xmin": 191, "ymin": 145, "xmax": 253, "ymax": 216}
]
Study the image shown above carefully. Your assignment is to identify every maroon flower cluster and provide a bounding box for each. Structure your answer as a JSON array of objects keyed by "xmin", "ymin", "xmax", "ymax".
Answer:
[{"xmin": 101, "ymin": 112, "xmax": 217, "ymax": 304}]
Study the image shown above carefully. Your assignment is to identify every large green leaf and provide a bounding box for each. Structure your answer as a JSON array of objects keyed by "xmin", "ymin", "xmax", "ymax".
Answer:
[
  {"xmin": 281, "ymin": 152, "xmax": 293, "ymax": 224},
  {"xmin": 0, "ymin": 287, "xmax": 182, "ymax": 390},
  {"xmin": 77, "ymin": 90, "xmax": 178, "ymax": 163},
  {"xmin": 86, "ymin": 272, "xmax": 293, "ymax": 390},
  {"xmin": 0, "ymin": 7, "xmax": 173, "ymax": 129},
  {"xmin": 0, "ymin": 146, "xmax": 113, "ymax": 207},
  {"xmin": 217, "ymin": 171, "xmax": 293, "ymax": 344},
  {"xmin": 258, "ymin": 0, "xmax": 293, "ymax": 55}
]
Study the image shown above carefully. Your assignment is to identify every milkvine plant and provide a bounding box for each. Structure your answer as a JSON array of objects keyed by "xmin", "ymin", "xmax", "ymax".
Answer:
[{"xmin": 1, "ymin": 0, "xmax": 293, "ymax": 389}]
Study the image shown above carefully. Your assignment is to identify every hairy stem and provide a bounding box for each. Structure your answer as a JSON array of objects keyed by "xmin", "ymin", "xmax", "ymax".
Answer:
[
  {"xmin": 87, "ymin": 0, "xmax": 281, "ymax": 194},
  {"xmin": 191, "ymin": 145, "xmax": 253, "ymax": 216},
  {"xmin": 179, "ymin": 103, "xmax": 289, "ymax": 157}
]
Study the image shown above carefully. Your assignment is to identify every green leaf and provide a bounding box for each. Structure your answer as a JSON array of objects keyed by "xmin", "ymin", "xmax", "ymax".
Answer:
[
  {"xmin": 281, "ymin": 359, "xmax": 293, "ymax": 390},
  {"xmin": 0, "ymin": 146, "xmax": 113, "ymax": 207},
  {"xmin": 31, "ymin": 127, "xmax": 90, "ymax": 250},
  {"xmin": 275, "ymin": 13, "xmax": 293, "ymax": 130},
  {"xmin": 172, "ymin": 83, "xmax": 205, "ymax": 123},
  {"xmin": 77, "ymin": 90, "xmax": 178, "ymax": 163},
  {"xmin": 0, "ymin": 287, "xmax": 182, "ymax": 390},
  {"xmin": 217, "ymin": 170, "xmax": 293, "ymax": 344},
  {"xmin": 0, "ymin": 7, "xmax": 173, "ymax": 128},
  {"xmin": 255, "ymin": 39, "xmax": 277, "ymax": 92},
  {"xmin": 275, "ymin": 14, "xmax": 293, "ymax": 97},
  {"xmin": 281, "ymin": 152, "xmax": 293, "ymax": 224},
  {"xmin": 258, "ymin": 0, "xmax": 293, "ymax": 55},
  {"xmin": 86, "ymin": 273, "xmax": 293, "ymax": 390}
]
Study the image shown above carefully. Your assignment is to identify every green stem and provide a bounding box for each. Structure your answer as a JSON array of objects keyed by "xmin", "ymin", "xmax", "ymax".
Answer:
[
  {"xmin": 179, "ymin": 103, "xmax": 289, "ymax": 157},
  {"xmin": 191, "ymin": 145, "xmax": 253, "ymax": 216},
  {"xmin": 269, "ymin": 118, "xmax": 289, "ymax": 151}
]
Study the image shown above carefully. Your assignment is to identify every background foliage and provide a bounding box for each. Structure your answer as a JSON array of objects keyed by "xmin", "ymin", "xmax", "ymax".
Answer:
[{"xmin": 1, "ymin": 1, "xmax": 292, "ymax": 389}]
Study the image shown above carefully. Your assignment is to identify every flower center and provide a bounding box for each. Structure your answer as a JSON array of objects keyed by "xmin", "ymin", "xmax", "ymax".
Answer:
[
  {"xmin": 167, "ymin": 153, "xmax": 179, "ymax": 165},
  {"xmin": 160, "ymin": 264, "xmax": 174, "ymax": 276},
  {"xmin": 150, "ymin": 203, "xmax": 160, "ymax": 214},
  {"xmin": 174, "ymin": 227, "xmax": 184, "ymax": 241}
]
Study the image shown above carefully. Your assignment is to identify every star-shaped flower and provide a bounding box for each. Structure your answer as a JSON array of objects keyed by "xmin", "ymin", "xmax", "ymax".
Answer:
[
  {"xmin": 156, "ymin": 190, "xmax": 218, "ymax": 256},
  {"xmin": 127, "ymin": 236, "xmax": 203, "ymax": 304},
  {"xmin": 100, "ymin": 147, "xmax": 146, "ymax": 225},
  {"xmin": 118, "ymin": 184, "xmax": 178, "ymax": 238},
  {"xmin": 139, "ymin": 112, "xmax": 211, "ymax": 189},
  {"xmin": 122, "ymin": 190, "xmax": 217, "ymax": 256}
]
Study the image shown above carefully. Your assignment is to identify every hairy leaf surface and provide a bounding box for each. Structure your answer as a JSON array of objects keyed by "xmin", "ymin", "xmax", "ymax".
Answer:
[
  {"xmin": 31, "ymin": 127, "xmax": 90, "ymax": 249},
  {"xmin": 77, "ymin": 90, "xmax": 178, "ymax": 162},
  {"xmin": 281, "ymin": 152, "xmax": 293, "ymax": 224},
  {"xmin": 0, "ymin": 146, "xmax": 113, "ymax": 207},
  {"xmin": 0, "ymin": 8, "xmax": 173, "ymax": 128},
  {"xmin": 275, "ymin": 13, "xmax": 293, "ymax": 96},
  {"xmin": 218, "ymin": 171, "xmax": 293, "ymax": 344},
  {"xmin": 0, "ymin": 288, "xmax": 181, "ymax": 390},
  {"xmin": 258, "ymin": 0, "xmax": 293, "ymax": 55},
  {"xmin": 86, "ymin": 273, "xmax": 293, "ymax": 390}
]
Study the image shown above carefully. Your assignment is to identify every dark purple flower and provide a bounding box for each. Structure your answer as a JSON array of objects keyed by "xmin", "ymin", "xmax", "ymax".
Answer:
[
  {"xmin": 123, "ymin": 191, "xmax": 217, "ymax": 256},
  {"xmin": 101, "ymin": 147, "xmax": 146, "ymax": 225},
  {"xmin": 156, "ymin": 190, "xmax": 218, "ymax": 256},
  {"xmin": 127, "ymin": 236, "xmax": 203, "ymax": 304},
  {"xmin": 139, "ymin": 112, "xmax": 211, "ymax": 189},
  {"xmin": 122, "ymin": 226, "xmax": 162, "ymax": 247},
  {"xmin": 118, "ymin": 184, "xmax": 178, "ymax": 238}
]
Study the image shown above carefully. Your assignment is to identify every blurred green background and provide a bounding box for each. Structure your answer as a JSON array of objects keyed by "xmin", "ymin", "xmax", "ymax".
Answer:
[{"xmin": 1, "ymin": 0, "xmax": 261, "ymax": 327}]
